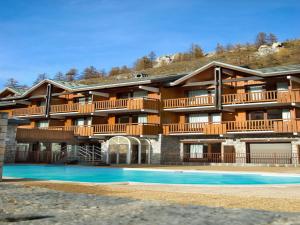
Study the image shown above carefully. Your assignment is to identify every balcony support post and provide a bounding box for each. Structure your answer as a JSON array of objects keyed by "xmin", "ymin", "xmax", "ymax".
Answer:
[{"xmin": 214, "ymin": 67, "xmax": 222, "ymax": 110}]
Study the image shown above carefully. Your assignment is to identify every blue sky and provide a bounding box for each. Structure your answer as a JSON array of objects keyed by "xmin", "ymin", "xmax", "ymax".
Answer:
[{"xmin": 0, "ymin": 0, "xmax": 300, "ymax": 88}]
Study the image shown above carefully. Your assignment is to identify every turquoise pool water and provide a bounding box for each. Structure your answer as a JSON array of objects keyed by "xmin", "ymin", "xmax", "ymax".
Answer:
[{"xmin": 3, "ymin": 164, "xmax": 300, "ymax": 185}]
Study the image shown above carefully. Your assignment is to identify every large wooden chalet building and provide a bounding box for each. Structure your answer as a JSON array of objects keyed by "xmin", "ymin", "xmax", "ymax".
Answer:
[{"xmin": 1, "ymin": 61, "xmax": 300, "ymax": 165}]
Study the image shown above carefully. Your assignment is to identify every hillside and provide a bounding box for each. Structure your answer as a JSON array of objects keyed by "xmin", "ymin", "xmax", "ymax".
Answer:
[{"xmin": 80, "ymin": 39, "xmax": 300, "ymax": 85}]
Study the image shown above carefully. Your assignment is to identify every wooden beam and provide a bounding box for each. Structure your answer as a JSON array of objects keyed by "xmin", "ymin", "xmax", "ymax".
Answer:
[
  {"xmin": 15, "ymin": 100, "xmax": 31, "ymax": 105},
  {"xmin": 183, "ymin": 81, "xmax": 215, "ymax": 87},
  {"xmin": 222, "ymin": 76, "xmax": 263, "ymax": 83},
  {"xmin": 89, "ymin": 91, "xmax": 109, "ymax": 98},
  {"xmin": 138, "ymin": 85, "xmax": 159, "ymax": 93}
]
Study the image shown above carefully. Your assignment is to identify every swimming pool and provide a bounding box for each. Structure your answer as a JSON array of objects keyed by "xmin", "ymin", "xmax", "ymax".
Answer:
[{"xmin": 3, "ymin": 164, "xmax": 300, "ymax": 185}]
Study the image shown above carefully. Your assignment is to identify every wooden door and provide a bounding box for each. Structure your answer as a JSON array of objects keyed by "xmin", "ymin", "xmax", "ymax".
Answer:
[{"xmin": 223, "ymin": 145, "xmax": 236, "ymax": 163}]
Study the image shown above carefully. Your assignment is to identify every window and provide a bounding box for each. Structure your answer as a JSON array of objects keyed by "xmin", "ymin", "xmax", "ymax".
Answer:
[
  {"xmin": 248, "ymin": 85, "xmax": 264, "ymax": 92},
  {"xmin": 75, "ymin": 118, "xmax": 85, "ymax": 126},
  {"xmin": 277, "ymin": 82, "xmax": 289, "ymax": 92},
  {"xmin": 211, "ymin": 113, "xmax": 221, "ymax": 123},
  {"xmin": 37, "ymin": 120, "xmax": 49, "ymax": 128},
  {"xmin": 188, "ymin": 113, "xmax": 209, "ymax": 123},
  {"xmin": 74, "ymin": 117, "xmax": 92, "ymax": 126},
  {"xmin": 248, "ymin": 85, "xmax": 264, "ymax": 101},
  {"xmin": 137, "ymin": 114, "xmax": 147, "ymax": 123},
  {"xmin": 189, "ymin": 144, "xmax": 208, "ymax": 158},
  {"xmin": 187, "ymin": 90, "xmax": 208, "ymax": 97},
  {"xmin": 76, "ymin": 96, "xmax": 92, "ymax": 104},
  {"xmin": 38, "ymin": 101, "xmax": 46, "ymax": 107},
  {"xmin": 267, "ymin": 109, "xmax": 282, "ymax": 120},
  {"xmin": 133, "ymin": 91, "xmax": 148, "ymax": 98},
  {"xmin": 117, "ymin": 116, "xmax": 130, "ymax": 124},
  {"xmin": 117, "ymin": 92, "xmax": 130, "ymax": 99},
  {"xmin": 132, "ymin": 114, "xmax": 148, "ymax": 124},
  {"xmin": 248, "ymin": 111, "xmax": 264, "ymax": 120},
  {"xmin": 282, "ymin": 109, "xmax": 291, "ymax": 121}
]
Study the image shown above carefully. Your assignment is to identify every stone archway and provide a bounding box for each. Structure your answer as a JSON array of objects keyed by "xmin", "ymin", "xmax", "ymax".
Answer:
[{"xmin": 107, "ymin": 136, "xmax": 151, "ymax": 165}]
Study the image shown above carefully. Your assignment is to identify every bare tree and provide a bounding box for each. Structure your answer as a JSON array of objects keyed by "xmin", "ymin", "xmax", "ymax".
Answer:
[
  {"xmin": 190, "ymin": 43, "xmax": 204, "ymax": 59},
  {"xmin": 268, "ymin": 33, "xmax": 278, "ymax": 44},
  {"xmin": 33, "ymin": 73, "xmax": 48, "ymax": 85},
  {"xmin": 5, "ymin": 78, "xmax": 20, "ymax": 88},
  {"xmin": 255, "ymin": 32, "xmax": 268, "ymax": 47},
  {"xmin": 54, "ymin": 72, "xmax": 65, "ymax": 81},
  {"xmin": 81, "ymin": 66, "xmax": 102, "ymax": 79},
  {"xmin": 216, "ymin": 43, "xmax": 225, "ymax": 54},
  {"xmin": 65, "ymin": 68, "xmax": 78, "ymax": 81}
]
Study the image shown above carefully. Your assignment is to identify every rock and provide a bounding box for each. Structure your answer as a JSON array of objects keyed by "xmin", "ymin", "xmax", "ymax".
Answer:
[{"xmin": 257, "ymin": 42, "xmax": 284, "ymax": 56}]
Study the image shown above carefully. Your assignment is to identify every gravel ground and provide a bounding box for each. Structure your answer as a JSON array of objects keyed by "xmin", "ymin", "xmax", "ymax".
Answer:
[{"xmin": 1, "ymin": 183, "xmax": 300, "ymax": 225}]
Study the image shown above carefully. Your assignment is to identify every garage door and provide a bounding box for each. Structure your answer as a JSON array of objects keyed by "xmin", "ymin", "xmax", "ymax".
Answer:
[{"xmin": 249, "ymin": 143, "xmax": 292, "ymax": 164}]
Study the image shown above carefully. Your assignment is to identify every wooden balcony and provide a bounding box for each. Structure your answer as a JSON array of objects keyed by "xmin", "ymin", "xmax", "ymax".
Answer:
[
  {"xmin": 163, "ymin": 123, "xmax": 226, "ymax": 135},
  {"xmin": 12, "ymin": 106, "xmax": 46, "ymax": 117},
  {"xmin": 163, "ymin": 119, "xmax": 300, "ymax": 135},
  {"xmin": 94, "ymin": 98, "xmax": 160, "ymax": 112},
  {"xmin": 93, "ymin": 123, "xmax": 161, "ymax": 136},
  {"xmin": 225, "ymin": 119, "xmax": 300, "ymax": 133},
  {"xmin": 163, "ymin": 96, "xmax": 214, "ymax": 109},
  {"xmin": 222, "ymin": 89, "xmax": 300, "ymax": 105},
  {"xmin": 50, "ymin": 123, "xmax": 161, "ymax": 136},
  {"xmin": 50, "ymin": 103, "xmax": 95, "ymax": 114}
]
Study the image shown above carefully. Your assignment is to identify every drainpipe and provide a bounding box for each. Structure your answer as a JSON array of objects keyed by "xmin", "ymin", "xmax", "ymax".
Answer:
[
  {"xmin": 214, "ymin": 67, "xmax": 222, "ymax": 110},
  {"xmin": 45, "ymin": 84, "xmax": 52, "ymax": 118}
]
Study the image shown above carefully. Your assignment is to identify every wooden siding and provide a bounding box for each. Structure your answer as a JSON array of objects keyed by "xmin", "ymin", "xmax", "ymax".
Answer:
[{"xmin": 16, "ymin": 128, "xmax": 75, "ymax": 143}]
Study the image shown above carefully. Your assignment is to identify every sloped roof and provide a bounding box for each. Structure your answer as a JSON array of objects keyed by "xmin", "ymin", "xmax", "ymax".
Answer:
[
  {"xmin": 170, "ymin": 61, "xmax": 300, "ymax": 86},
  {"xmin": 255, "ymin": 64, "xmax": 300, "ymax": 75},
  {"xmin": 1, "ymin": 61, "xmax": 300, "ymax": 100}
]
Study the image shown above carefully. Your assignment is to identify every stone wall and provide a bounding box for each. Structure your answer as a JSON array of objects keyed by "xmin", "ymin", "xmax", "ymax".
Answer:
[
  {"xmin": 4, "ymin": 123, "xmax": 17, "ymax": 163},
  {"xmin": 0, "ymin": 113, "xmax": 8, "ymax": 181}
]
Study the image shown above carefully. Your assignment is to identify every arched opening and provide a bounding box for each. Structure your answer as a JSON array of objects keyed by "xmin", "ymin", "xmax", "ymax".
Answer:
[{"xmin": 107, "ymin": 136, "xmax": 151, "ymax": 164}]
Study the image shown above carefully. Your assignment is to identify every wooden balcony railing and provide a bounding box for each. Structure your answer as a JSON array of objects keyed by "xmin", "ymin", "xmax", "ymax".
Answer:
[
  {"xmin": 163, "ymin": 123, "xmax": 226, "ymax": 135},
  {"xmin": 12, "ymin": 106, "xmax": 46, "ymax": 117},
  {"xmin": 94, "ymin": 98, "xmax": 159, "ymax": 111},
  {"xmin": 50, "ymin": 103, "xmax": 95, "ymax": 114},
  {"xmin": 163, "ymin": 119, "xmax": 300, "ymax": 135},
  {"xmin": 222, "ymin": 89, "xmax": 300, "ymax": 104},
  {"xmin": 163, "ymin": 96, "xmax": 214, "ymax": 109},
  {"xmin": 93, "ymin": 123, "xmax": 161, "ymax": 136},
  {"xmin": 225, "ymin": 119, "xmax": 300, "ymax": 133}
]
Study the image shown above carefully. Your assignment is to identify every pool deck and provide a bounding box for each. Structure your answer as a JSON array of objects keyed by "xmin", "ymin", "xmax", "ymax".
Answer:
[{"xmin": 3, "ymin": 165, "xmax": 300, "ymax": 213}]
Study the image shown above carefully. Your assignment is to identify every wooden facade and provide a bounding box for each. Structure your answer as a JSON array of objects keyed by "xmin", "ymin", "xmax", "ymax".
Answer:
[{"xmin": 1, "ymin": 62, "xmax": 300, "ymax": 144}]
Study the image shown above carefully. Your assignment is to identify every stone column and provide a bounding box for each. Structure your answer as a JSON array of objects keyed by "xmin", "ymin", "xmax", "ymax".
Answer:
[
  {"xmin": 0, "ymin": 113, "xmax": 8, "ymax": 181},
  {"xmin": 4, "ymin": 122, "xmax": 18, "ymax": 163}
]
